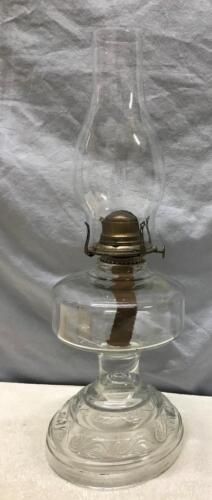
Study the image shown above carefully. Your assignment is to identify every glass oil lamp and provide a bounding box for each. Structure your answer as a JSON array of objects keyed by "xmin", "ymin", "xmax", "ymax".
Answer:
[{"xmin": 46, "ymin": 28, "xmax": 184, "ymax": 488}]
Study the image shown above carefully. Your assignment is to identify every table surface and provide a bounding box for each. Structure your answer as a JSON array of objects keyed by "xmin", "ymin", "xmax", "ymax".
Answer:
[{"xmin": 1, "ymin": 382, "xmax": 211, "ymax": 500}]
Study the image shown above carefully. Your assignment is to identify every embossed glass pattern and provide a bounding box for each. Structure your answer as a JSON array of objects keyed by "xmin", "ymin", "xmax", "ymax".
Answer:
[{"xmin": 46, "ymin": 28, "xmax": 184, "ymax": 488}]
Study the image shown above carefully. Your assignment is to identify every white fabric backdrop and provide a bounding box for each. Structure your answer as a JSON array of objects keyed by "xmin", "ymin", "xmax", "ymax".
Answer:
[{"xmin": 1, "ymin": 0, "xmax": 212, "ymax": 392}]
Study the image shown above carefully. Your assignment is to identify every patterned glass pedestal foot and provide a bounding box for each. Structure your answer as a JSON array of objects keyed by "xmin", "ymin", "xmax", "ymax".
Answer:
[{"xmin": 46, "ymin": 353, "xmax": 183, "ymax": 488}]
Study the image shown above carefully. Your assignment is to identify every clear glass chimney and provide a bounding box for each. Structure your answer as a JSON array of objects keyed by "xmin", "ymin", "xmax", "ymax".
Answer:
[
  {"xmin": 46, "ymin": 28, "xmax": 184, "ymax": 489},
  {"xmin": 75, "ymin": 28, "xmax": 164, "ymax": 247}
]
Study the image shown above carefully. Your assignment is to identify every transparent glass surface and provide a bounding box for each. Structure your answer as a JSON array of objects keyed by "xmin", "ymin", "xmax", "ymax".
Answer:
[
  {"xmin": 46, "ymin": 351, "xmax": 183, "ymax": 488},
  {"xmin": 52, "ymin": 261, "xmax": 184, "ymax": 352},
  {"xmin": 46, "ymin": 28, "xmax": 184, "ymax": 488},
  {"xmin": 75, "ymin": 28, "xmax": 164, "ymax": 246},
  {"xmin": 48, "ymin": 264, "xmax": 184, "ymax": 488}
]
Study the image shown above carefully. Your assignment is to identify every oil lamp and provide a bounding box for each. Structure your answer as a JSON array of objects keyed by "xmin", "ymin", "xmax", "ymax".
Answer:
[{"xmin": 46, "ymin": 28, "xmax": 184, "ymax": 488}]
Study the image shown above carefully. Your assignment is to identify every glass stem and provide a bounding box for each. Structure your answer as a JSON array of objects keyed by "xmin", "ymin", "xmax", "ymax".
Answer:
[
  {"xmin": 86, "ymin": 351, "xmax": 144, "ymax": 411},
  {"xmin": 98, "ymin": 351, "xmax": 140, "ymax": 382}
]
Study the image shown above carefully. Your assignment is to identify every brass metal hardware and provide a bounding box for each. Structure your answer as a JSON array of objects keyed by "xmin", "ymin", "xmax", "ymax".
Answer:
[
  {"xmin": 84, "ymin": 210, "xmax": 165, "ymax": 347},
  {"xmin": 84, "ymin": 210, "xmax": 165, "ymax": 263},
  {"xmin": 84, "ymin": 222, "xmax": 94, "ymax": 257}
]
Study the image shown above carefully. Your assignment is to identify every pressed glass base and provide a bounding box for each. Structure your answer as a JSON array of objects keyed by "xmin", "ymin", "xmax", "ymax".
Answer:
[{"xmin": 46, "ymin": 378, "xmax": 183, "ymax": 488}]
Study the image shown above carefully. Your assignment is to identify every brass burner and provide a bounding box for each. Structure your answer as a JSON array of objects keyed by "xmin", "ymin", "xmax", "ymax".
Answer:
[{"xmin": 84, "ymin": 210, "xmax": 165, "ymax": 263}]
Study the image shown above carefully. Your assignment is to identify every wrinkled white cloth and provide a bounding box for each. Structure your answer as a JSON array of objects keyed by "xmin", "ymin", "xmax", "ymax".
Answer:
[
  {"xmin": 0, "ymin": 1, "xmax": 212, "ymax": 391},
  {"xmin": 0, "ymin": 383, "xmax": 211, "ymax": 500}
]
